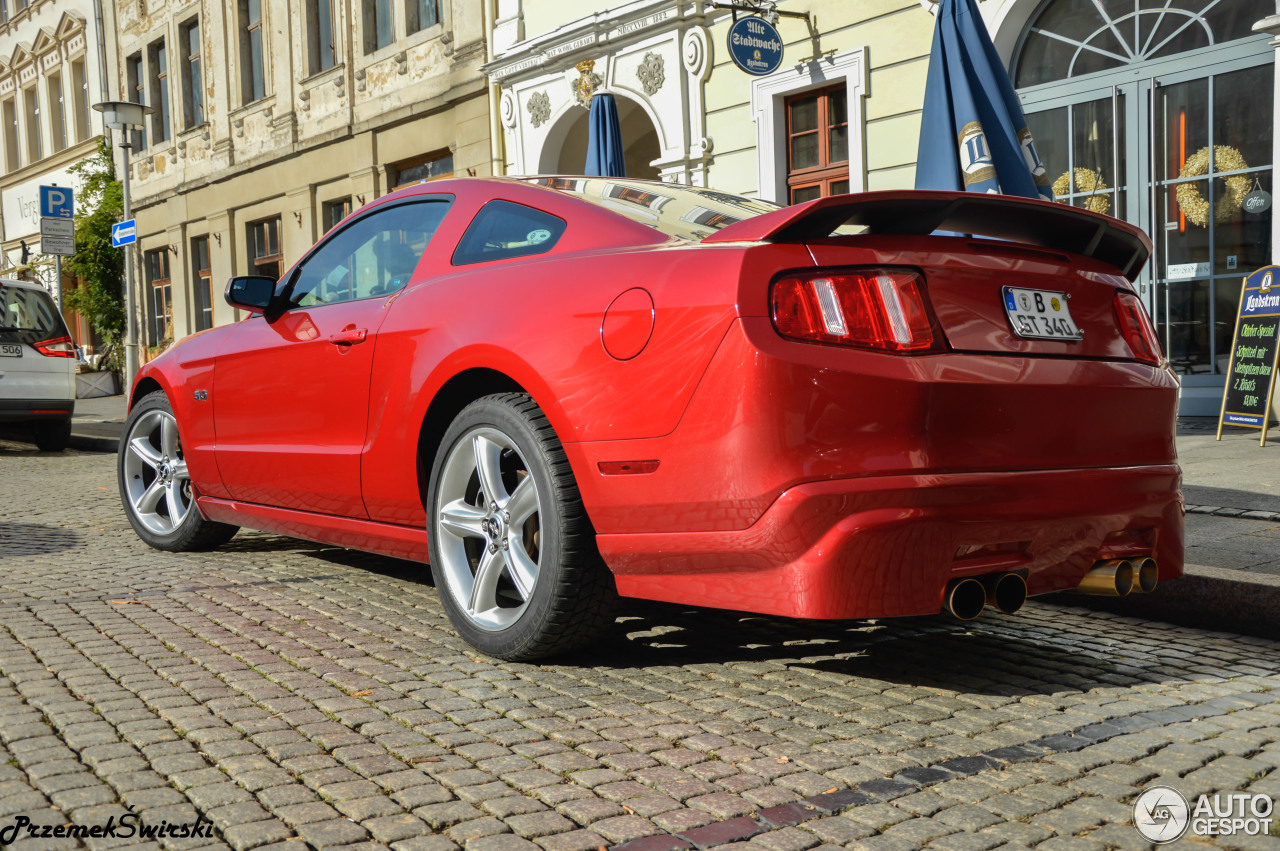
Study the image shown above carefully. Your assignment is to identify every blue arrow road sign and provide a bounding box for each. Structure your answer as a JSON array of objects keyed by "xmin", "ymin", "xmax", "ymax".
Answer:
[
  {"xmin": 40, "ymin": 185, "xmax": 74, "ymax": 219},
  {"xmin": 111, "ymin": 219, "xmax": 137, "ymax": 248}
]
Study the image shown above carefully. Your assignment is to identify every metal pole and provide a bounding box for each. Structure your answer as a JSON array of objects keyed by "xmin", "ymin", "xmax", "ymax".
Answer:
[
  {"xmin": 54, "ymin": 255, "xmax": 62, "ymax": 310},
  {"xmin": 119, "ymin": 132, "xmax": 138, "ymax": 384}
]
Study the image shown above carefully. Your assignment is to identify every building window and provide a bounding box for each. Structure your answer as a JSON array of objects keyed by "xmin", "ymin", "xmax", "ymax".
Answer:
[
  {"xmin": 46, "ymin": 71, "xmax": 65, "ymax": 154},
  {"xmin": 22, "ymin": 85, "xmax": 41, "ymax": 163},
  {"xmin": 242, "ymin": 0, "xmax": 266, "ymax": 103},
  {"xmin": 145, "ymin": 249, "xmax": 172, "ymax": 345},
  {"xmin": 785, "ymin": 84, "xmax": 849, "ymax": 204},
  {"xmin": 127, "ymin": 52, "xmax": 147, "ymax": 149},
  {"xmin": 180, "ymin": 19, "xmax": 203, "ymax": 127},
  {"xmin": 406, "ymin": 0, "xmax": 438, "ymax": 34},
  {"xmin": 365, "ymin": 0, "xmax": 393, "ymax": 54},
  {"xmin": 191, "ymin": 236, "xmax": 213, "ymax": 331},
  {"xmin": 248, "ymin": 217, "xmax": 282, "ymax": 280},
  {"xmin": 391, "ymin": 151, "xmax": 453, "ymax": 189},
  {"xmin": 2, "ymin": 98, "xmax": 17, "ymax": 170},
  {"xmin": 71, "ymin": 59, "xmax": 89, "ymax": 142},
  {"xmin": 322, "ymin": 197, "xmax": 352, "ymax": 232},
  {"xmin": 0, "ymin": 1, "xmax": 7, "ymax": 24},
  {"xmin": 308, "ymin": 0, "xmax": 337, "ymax": 74},
  {"xmin": 149, "ymin": 40, "xmax": 170, "ymax": 143}
]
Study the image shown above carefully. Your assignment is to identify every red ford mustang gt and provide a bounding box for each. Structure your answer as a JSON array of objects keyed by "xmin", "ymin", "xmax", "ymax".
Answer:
[{"xmin": 118, "ymin": 177, "xmax": 1181, "ymax": 660}]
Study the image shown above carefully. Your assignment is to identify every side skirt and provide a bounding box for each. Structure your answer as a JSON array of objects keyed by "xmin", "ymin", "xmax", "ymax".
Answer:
[{"xmin": 197, "ymin": 497, "xmax": 432, "ymax": 563}]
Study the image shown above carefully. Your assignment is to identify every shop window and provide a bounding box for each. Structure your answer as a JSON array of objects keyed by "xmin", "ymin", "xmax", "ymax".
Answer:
[
  {"xmin": 191, "ymin": 236, "xmax": 213, "ymax": 332},
  {"xmin": 392, "ymin": 151, "xmax": 453, "ymax": 189},
  {"xmin": 365, "ymin": 0, "xmax": 393, "ymax": 54},
  {"xmin": 785, "ymin": 84, "xmax": 849, "ymax": 204},
  {"xmin": 323, "ymin": 197, "xmax": 352, "ymax": 232},
  {"xmin": 308, "ymin": 0, "xmax": 337, "ymax": 74},
  {"xmin": 241, "ymin": 0, "xmax": 266, "ymax": 103},
  {"xmin": 406, "ymin": 0, "xmax": 438, "ymax": 35},
  {"xmin": 145, "ymin": 249, "xmax": 172, "ymax": 345},
  {"xmin": 149, "ymin": 39, "xmax": 170, "ymax": 144},
  {"xmin": 181, "ymin": 19, "xmax": 203, "ymax": 128},
  {"xmin": 247, "ymin": 217, "xmax": 283, "ymax": 281}
]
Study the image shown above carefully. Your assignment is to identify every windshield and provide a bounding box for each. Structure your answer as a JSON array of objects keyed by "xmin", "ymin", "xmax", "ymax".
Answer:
[
  {"xmin": 521, "ymin": 177, "xmax": 781, "ymax": 241},
  {"xmin": 1, "ymin": 282, "xmax": 68, "ymax": 346}
]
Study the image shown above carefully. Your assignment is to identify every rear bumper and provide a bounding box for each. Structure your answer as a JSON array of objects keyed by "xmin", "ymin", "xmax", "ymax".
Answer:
[
  {"xmin": 0, "ymin": 398, "xmax": 75, "ymax": 423},
  {"xmin": 600, "ymin": 464, "xmax": 1183, "ymax": 619}
]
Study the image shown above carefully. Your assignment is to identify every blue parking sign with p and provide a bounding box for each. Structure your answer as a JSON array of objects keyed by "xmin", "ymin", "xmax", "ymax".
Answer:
[{"xmin": 40, "ymin": 186, "xmax": 74, "ymax": 219}]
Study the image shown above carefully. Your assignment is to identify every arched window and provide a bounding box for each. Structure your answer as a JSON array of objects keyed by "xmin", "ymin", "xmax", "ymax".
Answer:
[{"xmin": 1015, "ymin": 0, "xmax": 1272, "ymax": 87}]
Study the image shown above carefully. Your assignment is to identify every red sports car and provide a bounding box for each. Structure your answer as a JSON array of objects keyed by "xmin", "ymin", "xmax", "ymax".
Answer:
[{"xmin": 118, "ymin": 177, "xmax": 1181, "ymax": 660}]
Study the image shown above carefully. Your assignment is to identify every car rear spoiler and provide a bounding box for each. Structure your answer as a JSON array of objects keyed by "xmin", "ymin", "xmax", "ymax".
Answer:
[{"xmin": 703, "ymin": 190, "xmax": 1152, "ymax": 281}]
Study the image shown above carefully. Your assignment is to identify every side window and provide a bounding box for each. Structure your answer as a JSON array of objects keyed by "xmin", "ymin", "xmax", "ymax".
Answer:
[
  {"xmin": 452, "ymin": 200, "xmax": 566, "ymax": 266},
  {"xmin": 288, "ymin": 200, "xmax": 449, "ymax": 309}
]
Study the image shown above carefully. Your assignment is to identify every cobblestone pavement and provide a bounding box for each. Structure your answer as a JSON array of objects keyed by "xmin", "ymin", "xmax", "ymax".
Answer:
[{"xmin": 2, "ymin": 445, "xmax": 1280, "ymax": 851}]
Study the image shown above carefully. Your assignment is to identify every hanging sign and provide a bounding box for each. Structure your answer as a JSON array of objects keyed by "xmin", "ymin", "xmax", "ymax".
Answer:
[
  {"xmin": 727, "ymin": 16, "xmax": 783, "ymax": 76},
  {"xmin": 1217, "ymin": 265, "xmax": 1280, "ymax": 445}
]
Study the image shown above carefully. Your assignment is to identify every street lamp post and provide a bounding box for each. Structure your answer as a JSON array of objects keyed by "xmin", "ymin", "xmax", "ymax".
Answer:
[{"xmin": 92, "ymin": 100, "xmax": 152, "ymax": 385}]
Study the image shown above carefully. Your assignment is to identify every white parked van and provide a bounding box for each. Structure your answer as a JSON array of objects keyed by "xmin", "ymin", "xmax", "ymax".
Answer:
[{"xmin": 0, "ymin": 278, "xmax": 77, "ymax": 451}]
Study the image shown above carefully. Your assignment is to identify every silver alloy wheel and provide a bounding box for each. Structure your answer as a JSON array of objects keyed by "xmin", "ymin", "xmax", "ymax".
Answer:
[
  {"xmin": 122, "ymin": 409, "xmax": 192, "ymax": 536},
  {"xmin": 435, "ymin": 426, "xmax": 542, "ymax": 632}
]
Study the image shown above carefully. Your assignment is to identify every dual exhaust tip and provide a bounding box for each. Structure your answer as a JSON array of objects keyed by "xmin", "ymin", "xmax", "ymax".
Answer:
[
  {"xmin": 943, "ymin": 557, "xmax": 1159, "ymax": 621},
  {"xmin": 1075, "ymin": 557, "xmax": 1158, "ymax": 597},
  {"xmin": 944, "ymin": 572, "xmax": 1027, "ymax": 621}
]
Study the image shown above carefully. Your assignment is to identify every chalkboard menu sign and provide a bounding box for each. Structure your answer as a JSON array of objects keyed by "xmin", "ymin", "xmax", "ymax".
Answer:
[{"xmin": 1217, "ymin": 265, "xmax": 1280, "ymax": 446}]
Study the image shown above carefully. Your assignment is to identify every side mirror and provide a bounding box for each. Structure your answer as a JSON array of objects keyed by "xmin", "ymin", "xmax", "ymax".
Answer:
[{"xmin": 224, "ymin": 276, "xmax": 278, "ymax": 315}]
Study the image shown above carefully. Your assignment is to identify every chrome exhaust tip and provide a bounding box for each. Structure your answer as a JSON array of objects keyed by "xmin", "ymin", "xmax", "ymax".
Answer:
[
  {"xmin": 944, "ymin": 577, "xmax": 987, "ymax": 621},
  {"xmin": 1132, "ymin": 557, "xmax": 1158, "ymax": 593},
  {"xmin": 984, "ymin": 572, "xmax": 1028, "ymax": 615},
  {"xmin": 1076, "ymin": 559, "xmax": 1134, "ymax": 596}
]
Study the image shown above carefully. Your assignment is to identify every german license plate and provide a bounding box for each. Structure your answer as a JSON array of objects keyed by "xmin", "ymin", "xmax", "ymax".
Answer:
[
  {"xmin": 1003, "ymin": 287, "xmax": 1082, "ymax": 341},
  {"xmin": 0, "ymin": 344, "xmax": 21, "ymax": 357}
]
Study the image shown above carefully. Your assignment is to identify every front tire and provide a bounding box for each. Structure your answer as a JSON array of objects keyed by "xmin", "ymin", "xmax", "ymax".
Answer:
[
  {"xmin": 427, "ymin": 393, "xmax": 617, "ymax": 660},
  {"xmin": 118, "ymin": 390, "xmax": 238, "ymax": 552}
]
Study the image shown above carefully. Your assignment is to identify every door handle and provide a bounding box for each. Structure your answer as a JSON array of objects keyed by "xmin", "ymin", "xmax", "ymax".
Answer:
[{"xmin": 329, "ymin": 327, "xmax": 368, "ymax": 345}]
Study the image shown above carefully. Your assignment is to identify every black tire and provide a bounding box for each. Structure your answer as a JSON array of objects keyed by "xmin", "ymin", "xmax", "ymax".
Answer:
[
  {"xmin": 34, "ymin": 418, "xmax": 71, "ymax": 452},
  {"xmin": 118, "ymin": 390, "xmax": 238, "ymax": 552},
  {"xmin": 426, "ymin": 393, "xmax": 617, "ymax": 660}
]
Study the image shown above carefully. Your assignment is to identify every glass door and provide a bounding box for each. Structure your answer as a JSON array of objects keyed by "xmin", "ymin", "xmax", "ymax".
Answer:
[{"xmin": 1021, "ymin": 55, "xmax": 1273, "ymax": 415}]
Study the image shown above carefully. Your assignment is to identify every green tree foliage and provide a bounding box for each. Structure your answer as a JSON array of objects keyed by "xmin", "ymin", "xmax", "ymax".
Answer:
[{"xmin": 63, "ymin": 139, "xmax": 124, "ymax": 371}]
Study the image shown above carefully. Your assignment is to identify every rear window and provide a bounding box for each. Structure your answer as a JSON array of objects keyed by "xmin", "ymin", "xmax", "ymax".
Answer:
[
  {"xmin": 1, "ymin": 283, "xmax": 67, "ymax": 346},
  {"xmin": 523, "ymin": 177, "xmax": 780, "ymax": 241}
]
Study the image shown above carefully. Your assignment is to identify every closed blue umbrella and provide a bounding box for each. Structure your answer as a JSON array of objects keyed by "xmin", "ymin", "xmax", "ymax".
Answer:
[
  {"xmin": 584, "ymin": 94, "xmax": 626, "ymax": 178},
  {"xmin": 915, "ymin": 0, "xmax": 1052, "ymax": 201}
]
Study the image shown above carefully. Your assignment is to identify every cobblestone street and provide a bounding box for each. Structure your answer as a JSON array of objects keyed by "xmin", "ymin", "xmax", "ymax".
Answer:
[{"xmin": 2, "ymin": 445, "xmax": 1279, "ymax": 851}]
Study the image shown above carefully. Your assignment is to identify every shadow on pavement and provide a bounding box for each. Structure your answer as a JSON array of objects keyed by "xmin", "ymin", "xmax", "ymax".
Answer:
[
  {"xmin": 0, "ymin": 522, "xmax": 83, "ymax": 556},
  {"xmin": 1183, "ymin": 483, "xmax": 1280, "ymax": 514}
]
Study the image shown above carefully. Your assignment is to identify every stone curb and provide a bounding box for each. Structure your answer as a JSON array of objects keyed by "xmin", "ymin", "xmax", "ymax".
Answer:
[
  {"xmin": 1186, "ymin": 504, "xmax": 1280, "ymax": 522},
  {"xmin": 68, "ymin": 432, "xmax": 119, "ymax": 453},
  {"xmin": 608, "ymin": 690, "xmax": 1280, "ymax": 851},
  {"xmin": 1045, "ymin": 562, "xmax": 1280, "ymax": 641}
]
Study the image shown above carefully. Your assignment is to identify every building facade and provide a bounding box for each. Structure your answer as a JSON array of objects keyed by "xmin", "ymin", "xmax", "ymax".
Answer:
[
  {"xmin": 487, "ymin": 0, "xmax": 1279, "ymax": 415},
  {"xmin": 112, "ymin": 0, "xmax": 491, "ymax": 350},
  {"xmin": 0, "ymin": 0, "xmax": 116, "ymax": 348}
]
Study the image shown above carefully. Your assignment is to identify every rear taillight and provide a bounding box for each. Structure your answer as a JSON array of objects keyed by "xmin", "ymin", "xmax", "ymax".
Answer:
[
  {"xmin": 32, "ymin": 335, "xmax": 76, "ymax": 358},
  {"xmin": 1112, "ymin": 292, "xmax": 1162, "ymax": 365},
  {"xmin": 771, "ymin": 268, "xmax": 941, "ymax": 352}
]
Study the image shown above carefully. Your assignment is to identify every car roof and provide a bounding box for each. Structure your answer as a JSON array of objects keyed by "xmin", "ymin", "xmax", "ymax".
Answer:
[{"xmin": 0, "ymin": 277, "xmax": 52, "ymax": 293}]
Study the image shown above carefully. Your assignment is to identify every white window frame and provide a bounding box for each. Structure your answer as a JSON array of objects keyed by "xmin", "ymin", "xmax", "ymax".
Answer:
[{"xmin": 750, "ymin": 46, "xmax": 868, "ymax": 204}]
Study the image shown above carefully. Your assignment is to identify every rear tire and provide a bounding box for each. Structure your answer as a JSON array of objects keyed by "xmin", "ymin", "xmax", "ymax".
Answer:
[
  {"xmin": 118, "ymin": 390, "xmax": 238, "ymax": 552},
  {"xmin": 34, "ymin": 418, "xmax": 71, "ymax": 452},
  {"xmin": 427, "ymin": 393, "xmax": 617, "ymax": 660}
]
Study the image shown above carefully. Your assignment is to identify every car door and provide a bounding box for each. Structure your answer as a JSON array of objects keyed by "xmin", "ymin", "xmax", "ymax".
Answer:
[{"xmin": 214, "ymin": 199, "xmax": 450, "ymax": 517}]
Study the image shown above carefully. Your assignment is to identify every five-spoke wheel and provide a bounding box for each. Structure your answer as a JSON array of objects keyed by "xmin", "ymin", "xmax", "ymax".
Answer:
[
  {"xmin": 117, "ymin": 391, "xmax": 238, "ymax": 551},
  {"xmin": 427, "ymin": 393, "xmax": 616, "ymax": 660}
]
